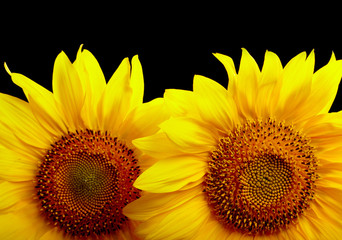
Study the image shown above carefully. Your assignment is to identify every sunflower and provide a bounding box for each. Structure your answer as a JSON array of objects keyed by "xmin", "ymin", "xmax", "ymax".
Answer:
[
  {"xmin": 0, "ymin": 46, "xmax": 168, "ymax": 240},
  {"xmin": 124, "ymin": 49, "xmax": 342, "ymax": 239}
]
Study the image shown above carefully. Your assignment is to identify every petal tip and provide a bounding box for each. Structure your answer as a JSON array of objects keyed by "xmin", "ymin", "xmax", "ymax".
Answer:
[
  {"xmin": 241, "ymin": 47, "xmax": 251, "ymax": 56},
  {"xmin": 131, "ymin": 55, "xmax": 142, "ymax": 68},
  {"xmin": 4, "ymin": 62, "xmax": 11, "ymax": 76},
  {"xmin": 133, "ymin": 177, "xmax": 143, "ymax": 190},
  {"xmin": 240, "ymin": 48, "xmax": 253, "ymax": 57},
  {"xmin": 132, "ymin": 54, "xmax": 139, "ymax": 61},
  {"xmin": 330, "ymin": 51, "xmax": 337, "ymax": 62},
  {"xmin": 76, "ymin": 44, "xmax": 84, "ymax": 57},
  {"xmin": 55, "ymin": 51, "xmax": 70, "ymax": 64}
]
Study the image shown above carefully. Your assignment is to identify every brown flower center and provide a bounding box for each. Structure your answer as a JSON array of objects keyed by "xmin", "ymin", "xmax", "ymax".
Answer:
[
  {"xmin": 35, "ymin": 129, "xmax": 140, "ymax": 238},
  {"xmin": 203, "ymin": 118, "xmax": 318, "ymax": 235}
]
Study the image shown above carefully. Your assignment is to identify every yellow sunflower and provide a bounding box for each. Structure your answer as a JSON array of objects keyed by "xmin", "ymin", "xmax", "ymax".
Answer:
[
  {"xmin": 0, "ymin": 46, "xmax": 168, "ymax": 240},
  {"xmin": 124, "ymin": 49, "xmax": 342, "ymax": 239}
]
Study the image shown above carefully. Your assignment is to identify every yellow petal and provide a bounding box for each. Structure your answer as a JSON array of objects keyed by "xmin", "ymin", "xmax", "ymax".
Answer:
[
  {"xmin": 303, "ymin": 111, "xmax": 342, "ymax": 151},
  {"xmin": 0, "ymin": 148, "xmax": 36, "ymax": 182},
  {"xmin": 276, "ymin": 51, "xmax": 315, "ymax": 122},
  {"xmin": 260, "ymin": 50, "xmax": 283, "ymax": 85},
  {"xmin": 164, "ymin": 89, "xmax": 198, "ymax": 117},
  {"xmin": 317, "ymin": 178, "xmax": 342, "ymax": 201},
  {"xmin": 39, "ymin": 228, "xmax": 65, "ymax": 240},
  {"xmin": 119, "ymin": 98, "xmax": 169, "ymax": 141},
  {"xmin": 0, "ymin": 95, "xmax": 47, "ymax": 158},
  {"xmin": 0, "ymin": 93, "xmax": 51, "ymax": 149},
  {"xmin": 0, "ymin": 203, "xmax": 51, "ymax": 240},
  {"xmin": 303, "ymin": 54, "xmax": 342, "ymax": 115},
  {"xmin": 234, "ymin": 48, "xmax": 261, "ymax": 119},
  {"xmin": 0, "ymin": 181, "xmax": 32, "ymax": 211},
  {"xmin": 10, "ymin": 72, "xmax": 67, "ymax": 136},
  {"xmin": 129, "ymin": 55, "xmax": 144, "ymax": 111},
  {"xmin": 74, "ymin": 46, "xmax": 106, "ymax": 98},
  {"xmin": 159, "ymin": 117, "xmax": 218, "ymax": 153},
  {"xmin": 308, "ymin": 194, "xmax": 342, "ymax": 235},
  {"xmin": 215, "ymin": 50, "xmax": 258, "ymax": 119},
  {"xmin": 98, "ymin": 58, "xmax": 132, "ymax": 132},
  {"xmin": 256, "ymin": 50, "xmax": 283, "ymax": 118},
  {"xmin": 135, "ymin": 194, "xmax": 209, "ymax": 240},
  {"xmin": 124, "ymin": 185, "xmax": 202, "ymax": 221},
  {"xmin": 73, "ymin": 46, "xmax": 106, "ymax": 129},
  {"xmin": 295, "ymin": 215, "xmax": 322, "ymax": 240},
  {"xmin": 134, "ymin": 154, "xmax": 207, "ymax": 193},
  {"xmin": 52, "ymin": 51, "xmax": 85, "ymax": 131},
  {"xmin": 0, "ymin": 125, "xmax": 37, "ymax": 159},
  {"xmin": 213, "ymin": 52, "xmax": 237, "ymax": 92},
  {"xmin": 0, "ymin": 213, "xmax": 31, "ymax": 240},
  {"xmin": 193, "ymin": 75, "xmax": 238, "ymax": 132},
  {"xmin": 192, "ymin": 218, "xmax": 228, "ymax": 240},
  {"xmin": 133, "ymin": 132, "xmax": 184, "ymax": 160},
  {"xmin": 316, "ymin": 145, "xmax": 342, "ymax": 166}
]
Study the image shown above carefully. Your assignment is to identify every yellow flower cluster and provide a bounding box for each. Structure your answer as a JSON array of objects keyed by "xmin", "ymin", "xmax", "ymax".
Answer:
[{"xmin": 1, "ymin": 46, "xmax": 342, "ymax": 240}]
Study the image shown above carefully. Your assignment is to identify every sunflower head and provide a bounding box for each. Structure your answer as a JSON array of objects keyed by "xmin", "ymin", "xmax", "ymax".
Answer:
[
  {"xmin": 204, "ymin": 118, "xmax": 318, "ymax": 234},
  {"xmin": 125, "ymin": 49, "xmax": 342, "ymax": 239},
  {"xmin": 0, "ymin": 46, "xmax": 168, "ymax": 239},
  {"xmin": 35, "ymin": 129, "xmax": 141, "ymax": 237}
]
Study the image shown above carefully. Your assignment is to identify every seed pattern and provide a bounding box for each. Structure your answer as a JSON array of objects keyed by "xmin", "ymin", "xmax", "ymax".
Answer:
[
  {"xmin": 203, "ymin": 118, "xmax": 318, "ymax": 235},
  {"xmin": 35, "ymin": 129, "xmax": 140, "ymax": 238}
]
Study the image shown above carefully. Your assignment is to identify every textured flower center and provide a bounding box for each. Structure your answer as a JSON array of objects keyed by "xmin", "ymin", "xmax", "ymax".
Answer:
[
  {"xmin": 35, "ymin": 129, "xmax": 140, "ymax": 238},
  {"xmin": 203, "ymin": 118, "xmax": 318, "ymax": 235}
]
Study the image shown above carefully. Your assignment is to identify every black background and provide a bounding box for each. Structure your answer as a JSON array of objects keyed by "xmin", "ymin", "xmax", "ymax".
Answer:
[{"xmin": 1, "ymin": 17, "xmax": 342, "ymax": 113}]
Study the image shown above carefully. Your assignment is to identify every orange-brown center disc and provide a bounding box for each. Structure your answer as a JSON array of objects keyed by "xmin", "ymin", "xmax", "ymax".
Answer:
[
  {"xmin": 203, "ymin": 119, "xmax": 318, "ymax": 235},
  {"xmin": 35, "ymin": 129, "xmax": 140, "ymax": 238}
]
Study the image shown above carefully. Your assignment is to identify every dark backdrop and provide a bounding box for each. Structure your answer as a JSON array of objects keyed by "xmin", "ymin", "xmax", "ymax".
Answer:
[{"xmin": 1, "ymin": 25, "xmax": 342, "ymax": 112}]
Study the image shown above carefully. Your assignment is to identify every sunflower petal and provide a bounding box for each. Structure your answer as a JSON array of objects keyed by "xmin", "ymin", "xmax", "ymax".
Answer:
[
  {"xmin": 234, "ymin": 49, "xmax": 261, "ymax": 118},
  {"xmin": 164, "ymin": 89, "xmax": 197, "ymax": 117},
  {"xmin": 98, "ymin": 58, "xmax": 132, "ymax": 132},
  {"xmin": 276, "ymin": 51, "xmax": 315, "ymax": 122},
  {"xmin": 74, "ymin": 46, "xmax": 106, "ymax": 99},
  {"xmin": 0, "ymin": 203, "xmax": 51, "ymax": 240},
  {"xmin": 256, "ymin": 50, "xmax": 283, "ymax": 118},
  {"xmin": 310, "ymin": 193, "xmax": 342, "ymax": 231},
  {"xmin": 133, "ymin": 132, "xmax": 184, "ymax": 159},
  {"xmin": 135, "ymin": 194, "xmax": 209, "ymax": 240},
  {"xmin": 134, "ymin": 155, "xmax": 207, "ymax": 193},
  {"xmin": 52, "ymin": 51, "xmax": 85, "ymax": 131},
  {"xmin": 0, "ymin": 93, "xmax": 51, "ymax": 149},
  {"xmin": 0, "ymin": 124, "xmax": 39, "ymax": 159},
  {"xmin": 215, "ymin": 49, "xmax": 260, "ymax": 119},
  {"xmin": 0, "ymin": 182, "xmax": 32, "ymax": 211},
  {"xmin": 295, "ymin": 215, "xmax": 323, "ymax": 240},
  {"xmin": 123, "ymin": 185, "xmax": 202, "ymax": 221},
  {"xmin": 213, "ymin": 52, "xmax": 237, "ymax": 92},
  {"xmin": 304, "ymin": 111, "xmax": 342, "ymax": 151},
  {"xmin": 159, "ymin": 117, "xmax": 218, "ymax": 153},
  {"xmin": 193, "ymin": 75, "xmax": 238, "ymax": 132},
  {"xmin": 129, "ymin": 55, "xmax": 144, "ymax": 111},
  {"xmin": 119, "ymin": 98, "xmax": 169, "ymax": 141},
  {"xmin": 39, "ymin": 228, "xmax": 64, "ymax": 240},
  {"xmin": 192, "ymin": 218, "xmax": 225, "ymax": 240},
  {"xmin": 0, "ymin": 213, "xmax": 31, "ymax": 240},
  {"xmin": 9, "ymin": 72, "xmax": 67, "ymax": 136},
  {"xmin": 73, "ymin": 46, "xmax": 106, "ymax": 129},
  {"xmin": 304, "ymin": 54, "xmax": 342, "ymax": 115},
  {"xmin": 0, "ymin": 148, "xmax": 35, "ymax": 182}
]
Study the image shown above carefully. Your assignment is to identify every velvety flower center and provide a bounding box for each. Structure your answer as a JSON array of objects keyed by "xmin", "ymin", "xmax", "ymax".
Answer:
[
  {"xmin": 35, "ymin": 129, "xmax": 140, "ymax": 237},
  {"xmin": 203, "ymin": 118, "xmax": 318, "ymax": 235}
]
